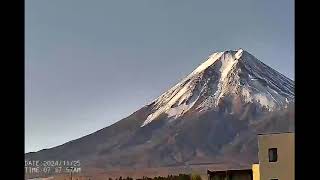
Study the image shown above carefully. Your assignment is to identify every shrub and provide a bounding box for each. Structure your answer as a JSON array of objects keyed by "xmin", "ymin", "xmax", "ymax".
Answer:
[{"xmin": 191, "ymin": 174, "xmax": 201, "ymax": 180}]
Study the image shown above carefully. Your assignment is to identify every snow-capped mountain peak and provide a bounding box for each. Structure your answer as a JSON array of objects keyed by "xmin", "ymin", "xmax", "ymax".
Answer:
[
  {"xmin": 190, "ymin": 48, "xmax": 243, "ymax": 76},
  {"xmin": 141, "ymin": 49, "xmax": 294, "ymax": 127}
]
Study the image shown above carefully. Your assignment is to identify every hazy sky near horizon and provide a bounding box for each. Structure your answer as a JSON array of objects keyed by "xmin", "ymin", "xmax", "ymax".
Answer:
[{"xmin": 25, "ymin": 0, "xmax": 294, "ymax": 153}]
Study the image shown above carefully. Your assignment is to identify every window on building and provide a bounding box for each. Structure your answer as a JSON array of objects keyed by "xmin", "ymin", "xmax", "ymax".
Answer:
[{"xmin": 268, "ymin": 148, "xmax": 278, "ymax": 162}]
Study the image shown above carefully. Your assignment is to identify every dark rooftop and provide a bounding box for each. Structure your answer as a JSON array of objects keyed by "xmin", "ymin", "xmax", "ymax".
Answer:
[
  {"xmin": 207, "ymin": 168, "xmax": 252, "ymax": 174},
  {"xmin": 257, "ymin": 131, "xmax": 294, "ymax": 136}
]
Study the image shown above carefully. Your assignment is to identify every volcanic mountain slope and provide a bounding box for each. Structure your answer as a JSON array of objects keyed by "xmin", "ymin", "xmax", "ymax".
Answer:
[{"xmin": 25, "ymin": 49, "xmax": 294, "ymax": 172}]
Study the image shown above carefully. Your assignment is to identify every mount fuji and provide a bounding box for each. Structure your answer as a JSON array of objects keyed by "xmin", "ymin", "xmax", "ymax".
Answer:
[
  {"xmin": 25, "ymin": 49, "xmax": 294, "ymax": 178},
  {"xmin": 142, "ymin": 49, "xmax": 293, "ymax": 127}
]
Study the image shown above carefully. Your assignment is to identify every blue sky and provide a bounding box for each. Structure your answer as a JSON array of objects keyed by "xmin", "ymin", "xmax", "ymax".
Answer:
[{"xmin": 25, "ymin": 0, "xmax": 294, "ymax": 153}]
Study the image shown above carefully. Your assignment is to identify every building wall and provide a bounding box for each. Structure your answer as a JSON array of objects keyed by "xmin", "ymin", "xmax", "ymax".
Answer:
[
  {"xmin": 258, "ymin": 133, "xmax": 294, "ymax": 180},
  {"xmin": 252, "ymin": 164, "xmax": 260, "ymax": 180}
]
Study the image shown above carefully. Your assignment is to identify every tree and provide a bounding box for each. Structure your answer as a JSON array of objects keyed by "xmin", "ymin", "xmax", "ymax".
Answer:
[{"xmin": 191, "ymin": 174, "xmax": 201, "ymax": 180}]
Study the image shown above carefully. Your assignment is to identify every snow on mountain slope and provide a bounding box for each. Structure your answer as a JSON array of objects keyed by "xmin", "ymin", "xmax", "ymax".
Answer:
[{"xmin": 141, "ymin": 49, "xmax": 294, "ymax": 127}]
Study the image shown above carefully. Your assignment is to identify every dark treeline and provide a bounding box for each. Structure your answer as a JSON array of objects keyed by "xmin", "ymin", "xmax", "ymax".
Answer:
[{"xmin": 107, "ymin": 173, "xmax": 202, "ymax": 180}]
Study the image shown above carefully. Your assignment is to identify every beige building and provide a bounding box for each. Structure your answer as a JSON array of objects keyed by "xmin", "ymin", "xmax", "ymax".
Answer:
[
  {"xmin": 207, "ymin": 132, "xmax": 294, "ymax": 180},
  {"xmin": 257, "ymin": 132, "xmax": 294, "ymax": 180},
  {"xmin": 252, "ymin": 164, "xmax": 260, "ymax": 180}
]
